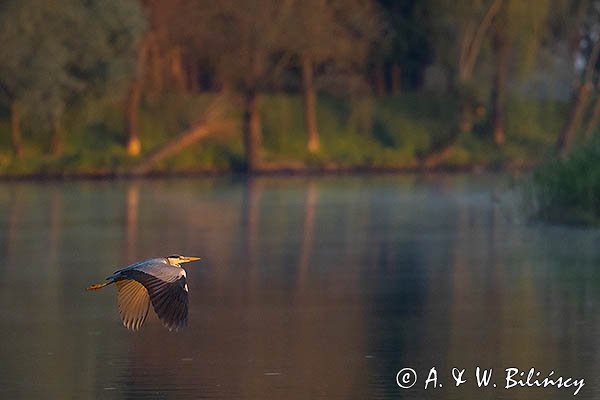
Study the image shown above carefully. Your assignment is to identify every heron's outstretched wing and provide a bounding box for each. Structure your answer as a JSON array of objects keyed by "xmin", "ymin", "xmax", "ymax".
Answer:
[
  {"xmin": 117, "ymin": 265, "xmax": 188, "ymax": 332},
  {"xmin": 115, "ymin": 279, "xmax": 150, "ymax": 331}
]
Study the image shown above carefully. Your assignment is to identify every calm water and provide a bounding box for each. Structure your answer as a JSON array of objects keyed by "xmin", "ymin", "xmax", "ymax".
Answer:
[{"xmin": 0, "ymin": 174, "xmax": 599, "ymax": 399}]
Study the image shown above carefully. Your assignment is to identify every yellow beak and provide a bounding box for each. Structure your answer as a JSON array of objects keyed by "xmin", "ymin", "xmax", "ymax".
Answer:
[{"xmin": 181, "ymin": 256, "xmax": 201, "ymax": 263}]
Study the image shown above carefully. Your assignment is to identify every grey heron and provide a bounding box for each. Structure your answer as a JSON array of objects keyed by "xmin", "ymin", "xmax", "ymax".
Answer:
[{"xmin": 86, "ymin": 255, "xmax": 200, "ymax": 331}]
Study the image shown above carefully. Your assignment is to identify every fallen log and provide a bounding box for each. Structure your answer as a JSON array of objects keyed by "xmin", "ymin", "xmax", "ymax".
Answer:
[{"xmin": 127, "ymin": 97, "xmax": 230, "ymax": 176}]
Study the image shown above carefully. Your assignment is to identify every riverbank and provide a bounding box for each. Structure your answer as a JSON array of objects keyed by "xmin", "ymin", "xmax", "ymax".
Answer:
[
  {"xmin": 0, "ymin": 92, "xmax": 565, "ymax": 179},
  {"xmin": 0, "ymin": 162, "xmax": 536, "ymax": 182}
]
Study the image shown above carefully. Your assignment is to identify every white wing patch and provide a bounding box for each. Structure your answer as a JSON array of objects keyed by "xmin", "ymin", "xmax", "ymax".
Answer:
[{"xmin": 116, "ymin": 279, "xmax": 151, "ymax": 331}]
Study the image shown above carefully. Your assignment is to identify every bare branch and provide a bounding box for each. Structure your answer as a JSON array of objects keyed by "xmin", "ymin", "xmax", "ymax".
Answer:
[{"xmin": 460, "ymin": 0, "xmax": 503, "ymax": 82}]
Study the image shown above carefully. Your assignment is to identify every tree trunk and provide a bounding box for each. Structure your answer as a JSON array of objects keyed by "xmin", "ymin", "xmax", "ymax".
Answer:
[
  {"xmin": 146, "ymin": 31, "xmax": 163, "ymax": 101},
  {"xmin": 456, "ymin": 0, "xmax": 502, "ymax": 136},
  {"xmin": 458, "ymin": 22, "xmax": 476, "ymax": 82},
  {"xmin": 391, "ymin": 64, "xmax": 401, "ymax": 95},
  {"xmin": 126, "ymin": 81, "xmax": 142, "ymax": 157},
  {"xmin": 126, "ymin": 33, "xmax": 152, "ymax": 157},
  {"xmin": 373, "ymin": 62, "xmax": 385, "ymax": 96},
  {"xmin": 458, "ymin": 0, "xmax": 503, "ymax": 83},
  {"xmin": 50, "ymin": 113, "xmax": 64, "ymax": 156},
  {"xmin": 557, "ymin": 83, "xmax": 592, "ymax": 154},
  {"xmin": 301, "ymin": 55, "xmax": 320, "ymax": 153},
  {"xmin": 491, "ymin": 37, "xmax": 512, "ymax": 145},
  {"xmin": 243, "ymin": 89, "xmax": 262, "ymax": 172},
  {"xmin": 10, "ymin": 101, "xmax": 23, "ymax": 159},
  {"xmin": 584, "ymin": 92, "xmax": 600, "ymax": 138},
  {"xmin": 169, "ymin": 47, "xmax": 186, "ymax": 92},
  {"xmin": 557, "ymin": 38, "xmax": 600, "ymax": 155}
]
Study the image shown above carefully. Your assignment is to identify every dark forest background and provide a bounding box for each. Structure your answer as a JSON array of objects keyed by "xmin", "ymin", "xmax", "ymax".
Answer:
[{"xmin": 0, "ymin": 0, "xmax": 599, "ymax": 175}]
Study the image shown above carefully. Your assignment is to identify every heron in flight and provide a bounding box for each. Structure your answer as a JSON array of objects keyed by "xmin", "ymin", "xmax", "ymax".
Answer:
[{"xmin": 86, "ymin": 255, "xmax": 200, "ymax": 331}]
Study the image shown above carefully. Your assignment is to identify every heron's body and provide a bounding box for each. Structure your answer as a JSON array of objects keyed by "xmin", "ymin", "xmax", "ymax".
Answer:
[{"xmin": 87, "ymin": 255, "xmax": 200, "ymax": 331}]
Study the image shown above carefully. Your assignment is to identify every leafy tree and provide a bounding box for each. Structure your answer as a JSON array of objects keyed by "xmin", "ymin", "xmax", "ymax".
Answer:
[
  {"xmin": 431, "ymin": 0, "xmax": 500, "ymax": 84},
  {"xmin": 431, "ymin": 0, "xmax": 551, "ymax": 142},
  {"xmin": 161, "ymin": 0, "xmax": 297, "ymax": 171},
  {"xmin": 489, "ymin": 0, "xmax": 551, "ymax": 144},
  {"xmin": 285, "ymin": 0, "xmax": 381, "ymax": 153},
  {"xmin": 430, "ymin": 0, "xmax": 504, "ymax": 134},
  {"xmin": 165, "ymin": 0, "xmax": 381, "ymax": 166},
  {"xmin": 0, "ymin": 0, "xmax": 145, "ymax": 157},
  {"xmin": 556, "ymin": 0, "xmax": 600, "ymax": 155},
  {"xmin": 123, "ymin": 0, "xmax": 199, "ymax": 157}
]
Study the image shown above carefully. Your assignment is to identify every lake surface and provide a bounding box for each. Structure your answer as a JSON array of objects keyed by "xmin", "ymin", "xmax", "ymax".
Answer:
[{"xmin": 0, "ymin": 174, "xmax": 599, "ymax": 399}]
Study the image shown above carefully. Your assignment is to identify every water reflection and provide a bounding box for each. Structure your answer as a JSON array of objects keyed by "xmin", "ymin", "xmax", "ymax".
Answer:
[
  {"xmin": 125, "ymin": 184, "xmax": 140, "ymax": 261},
  {"xmin": 0, "ymin": 175, "xmax": 599, "ymax": 399}
]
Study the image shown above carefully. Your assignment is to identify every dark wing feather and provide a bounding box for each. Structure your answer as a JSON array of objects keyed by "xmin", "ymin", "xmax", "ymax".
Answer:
[{"xmin": 119, "ymin": 269, "xmax": 188, "ymax": 331}]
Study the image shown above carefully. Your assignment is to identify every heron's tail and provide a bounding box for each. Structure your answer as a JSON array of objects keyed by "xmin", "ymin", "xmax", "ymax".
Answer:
[{"xmin": 86, "ymin": 282, "xmax": 110, "ymax": 291}]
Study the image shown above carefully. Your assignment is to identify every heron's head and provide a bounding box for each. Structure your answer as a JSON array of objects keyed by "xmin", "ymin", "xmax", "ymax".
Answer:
[{"xmin": 166, "ymin": 254, "xmax": 201, "ymax": 266}]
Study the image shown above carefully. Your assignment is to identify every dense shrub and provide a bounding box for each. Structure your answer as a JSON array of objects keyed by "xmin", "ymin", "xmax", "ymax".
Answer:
[{"xmin": 532, "ymin": 135, "xmax": 600, "ymax": 225}]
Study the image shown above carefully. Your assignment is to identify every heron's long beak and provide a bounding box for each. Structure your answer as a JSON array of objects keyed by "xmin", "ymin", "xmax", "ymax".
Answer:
[{"xmin": 181, "ymin": 256, "xmax": 201, "ymax": 263}]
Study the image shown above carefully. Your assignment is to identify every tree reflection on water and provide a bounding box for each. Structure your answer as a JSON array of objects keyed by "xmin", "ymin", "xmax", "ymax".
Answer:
[{"xmin": 0, "ymin": 175, "xmax": 598, "ymax": 399}]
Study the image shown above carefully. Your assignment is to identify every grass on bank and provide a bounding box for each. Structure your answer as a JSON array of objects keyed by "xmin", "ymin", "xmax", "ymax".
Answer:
[
  {"xmin": 531, "ymin": 134, "xmax": 600, "ymax": 226},
  {"xmin": 0, "ymin": 91, "xmax": 568, "ymax": 175}
]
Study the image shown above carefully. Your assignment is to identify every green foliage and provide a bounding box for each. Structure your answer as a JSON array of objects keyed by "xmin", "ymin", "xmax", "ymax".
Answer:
[
  {"xmin": 506, "ymin": 96, "xmax": 566, "ymax": 147},
  {"xmin": 261, "ymin": 95, "xmax": 307, "ymax": 157},
  {"xmin": 0, "ymin": 90, "xmax": 571, "ymax": 175},
  {"xmin": 501, "ymin": 0, "xmax": 551, "ymax": 76},
  {"xmin": 531, "ymin": 135, "xmax": 600, "ymax": 225},
  {"xmin": 0, "ymin": 0, "xmax": 144, "ymax": 129},
  {"xmin": 260, "ymin": 95, "xmax": 397, "ymax": 166},
  {"xmin": 258, "ymin": 92, "xmax": 553, "ymax": 169}
]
